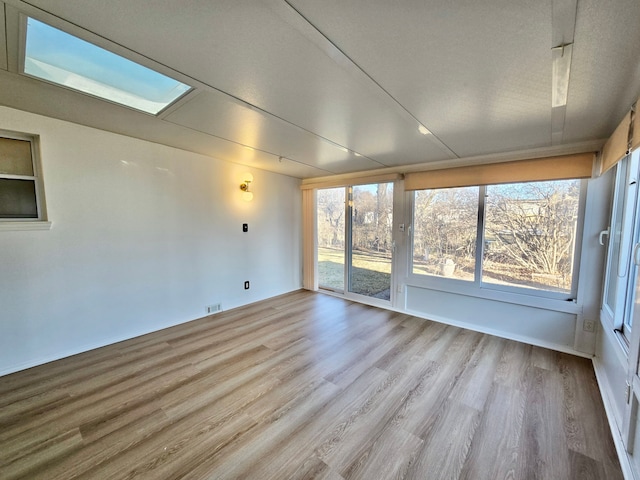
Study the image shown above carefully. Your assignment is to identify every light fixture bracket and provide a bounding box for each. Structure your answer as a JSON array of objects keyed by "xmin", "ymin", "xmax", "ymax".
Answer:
[{"xmin": 240, "ymin": 173, "xmax": 254, "ymax": 201}]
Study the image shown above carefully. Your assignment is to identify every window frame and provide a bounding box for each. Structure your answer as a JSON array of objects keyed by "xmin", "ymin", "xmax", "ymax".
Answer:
[
  {"xmin": 15, "ymin": 14, "xmax": 194, "ymax": 117},
  {"xmin": 0, "ymin": 129, "xmax": 50, "ymax": 229},
  {"xmin": 315, "ymin": 181, "xmax": 399, "ymax": 308},
  {"xmin": 600, "ymin": 150, "xmax": 640, "ymax": 346},
  {"xmin": 619, "ymin": 153, "xmax": 640, "ymax": 342},
  {"xmin": 601, "ymin": 160, "xmax": 628, "ymax": 326},
  {"xmin": 408, "ymin": 178, "xmax": 587, "ymax": 303},
  {"xmin": 316, "ymin": 186, "xmax": 347, "ymax": 294},
  {"xmin": 410, "ymin": 185, "xmax": 481, "ymax": 285}
]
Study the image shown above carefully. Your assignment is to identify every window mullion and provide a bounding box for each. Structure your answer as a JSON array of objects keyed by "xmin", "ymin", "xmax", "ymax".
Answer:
[
  {"xmin": 475, "ymin": 185, "xmax": 487, "ymax": 286},
  {"xmin": 345, "ymin": 186, "xmax": 353, "ymax": 294}
]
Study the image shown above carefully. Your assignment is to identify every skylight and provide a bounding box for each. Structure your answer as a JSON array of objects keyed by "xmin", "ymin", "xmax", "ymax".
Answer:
[{"xmin": 23, "ymin": 18, "xmax": 192, "ymax": 115}]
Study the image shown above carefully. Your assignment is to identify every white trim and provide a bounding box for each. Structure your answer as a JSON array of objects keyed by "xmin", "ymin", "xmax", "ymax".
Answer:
[
  {"xmin": 0, "ymin": 220, "xmax": 52, "ymax": 231},
  {"xmin": 600, "ymin": 312, "xmax": 632, "ymax": 390},
  {"xmin": 0, "ymin": 288, "xmax": 306, "ymax": 378},
  {"xmin": 18, "ymin": 15, "xmax": 194, "ymax": 117},
  {"xmin": 6, "ymin": 8, "xmax": 197, "ymax": 105},
  {"xmin": 593, "ymin": 357, "xmax": 636, "ymax": 480},
  {"xmin": 302, "ymin": 140, "xmax": 605, "ymax": 186},
  {"xmin": 404, "ymin": 305, "xmax": 590, "ymax": 358},
  {"xmin": 0, "ymin": 128, "xmax": 48, "ymax": 222},
  {"xmin": 316, "ymin": 288, "xmax": 590, "ymax": 358},
  {"xmin": 301, "ymin": 173, "xmax": 402, "ymax": 190},
  {"xmin": 404, "ymin": 277, "xmax": 582, "ymax": 314},
  {"xmin": 0, "ymin": 313, "xmax": 204, "ymax": 377},
  {"xmin": 302, "ymin": 189, "xmax": 318, "ymax": 290}
]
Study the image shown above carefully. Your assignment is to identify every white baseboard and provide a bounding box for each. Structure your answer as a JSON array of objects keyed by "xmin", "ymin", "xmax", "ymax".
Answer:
[
  {"xmin": 316, "ymin": 288, "xmax": 592, "ymax": 358},
  {"xmin": 404, "ymin": 306, "xmax": 593, "ymax": 359},
  {"xmin": 0, "ymin": 288, "xmax": 304, "ymax": 378},
  {"xmin": 0, "ymin": 317, "xmax": 194, "ymax": 377}
]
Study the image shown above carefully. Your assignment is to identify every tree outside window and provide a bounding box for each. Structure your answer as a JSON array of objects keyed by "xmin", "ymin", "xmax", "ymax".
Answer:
[{"xmin": 412, "ymin": 179, "xmax": 581, "ymax": 296}]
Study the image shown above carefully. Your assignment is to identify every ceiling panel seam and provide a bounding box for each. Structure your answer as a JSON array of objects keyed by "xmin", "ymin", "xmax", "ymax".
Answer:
[
  {"xmin": 161, "ymin": 114, "xmax": 341, "ymax": 175},
  {"xmin": 162, "ymin": 112, "xmax": 387, "ymax": 172},
  {"xmin": 275, "ymin": 0, "xmax": 459, "ymax": 159},
  {"xmin": 16, "ymin": 0, "xmax": 389, "ymax": 167}
]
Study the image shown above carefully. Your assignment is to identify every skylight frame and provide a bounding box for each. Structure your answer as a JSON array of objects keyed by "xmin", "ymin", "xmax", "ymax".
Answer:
[{"xmin": 18, "ymin": 16, "xmax": 194, "ymax": 116}]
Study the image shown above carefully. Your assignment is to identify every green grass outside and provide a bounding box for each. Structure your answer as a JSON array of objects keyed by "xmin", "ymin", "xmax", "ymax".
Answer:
[
  {"xmin": 320, "ymin": 246, "xmax": 568, "ymax": 298},
  {"xmin": 318, "ymin": 247, "xmax": 391, "ymax": 298}
]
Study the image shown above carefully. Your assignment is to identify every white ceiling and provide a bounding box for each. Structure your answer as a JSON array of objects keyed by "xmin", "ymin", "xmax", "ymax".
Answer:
[{"xmin": 0, "ymin": 0, "xmax": 639, "ymax": 179}]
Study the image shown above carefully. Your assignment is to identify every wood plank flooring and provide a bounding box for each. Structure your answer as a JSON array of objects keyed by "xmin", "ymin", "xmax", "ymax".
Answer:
[{"xmin": 0, "ymin": 290, "xmax": 623, "ymax": 479}]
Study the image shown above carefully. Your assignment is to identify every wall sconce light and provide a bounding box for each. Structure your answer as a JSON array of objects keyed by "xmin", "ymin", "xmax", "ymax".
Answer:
[{"xmin": 240, "ymin": 173, "xmax": 254, "ymax": 201}]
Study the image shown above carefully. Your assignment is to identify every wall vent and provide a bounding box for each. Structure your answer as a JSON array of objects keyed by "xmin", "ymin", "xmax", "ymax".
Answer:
[{"xmin": 206, "ymin": 303, "xmax": 222, "ymax": 315}]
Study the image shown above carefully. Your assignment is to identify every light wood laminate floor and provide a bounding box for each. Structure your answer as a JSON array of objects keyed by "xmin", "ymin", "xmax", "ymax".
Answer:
[{"xmin": 0, "ymin": 290, "xmax": 623, "ymax": 479}]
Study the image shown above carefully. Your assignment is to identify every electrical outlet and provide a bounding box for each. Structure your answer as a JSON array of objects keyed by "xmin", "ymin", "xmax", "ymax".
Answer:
[
  {"xmin": 583, "ymin": 319, "xmax": 596, "ymax": 333},
  {"xmin": 206, "ymin": 303, "xmax": 222, "ymax": 315},
  {"xmin": 244, "ymin": 281, "xmax": 250, "ymax": 290}
]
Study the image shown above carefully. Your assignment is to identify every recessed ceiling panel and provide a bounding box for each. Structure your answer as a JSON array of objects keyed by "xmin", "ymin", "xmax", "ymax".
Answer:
[
  {"xmin": 0, "ymin": 70, "xmax": 329, "ymax": 178},
  {"xmin": 562, "ymin": 0, "xmax": 640, "ymax": 142},
  {"xmin": 287, "ymin": 0, "xmax": 554, "ymax": 157},
  {"xmin": 165, "ymin": 91, "xmax": 386, "ymax": 174},
  {"xmin": 8, "ymin": 0, "xmax": 640, "ymax": 179},
  {"xmin": 23, "ymin": 0, "xmax": 455, "ymax": 165}
]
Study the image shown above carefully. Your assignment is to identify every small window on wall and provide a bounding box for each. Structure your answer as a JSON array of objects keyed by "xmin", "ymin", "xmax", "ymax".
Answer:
[{"xmin": 0, "ymin": 132, "xmax": 46, "ymax": 221}]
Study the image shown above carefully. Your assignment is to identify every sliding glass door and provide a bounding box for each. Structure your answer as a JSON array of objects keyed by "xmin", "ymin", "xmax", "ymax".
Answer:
[
  {"xmin": 317, "ymin": 182, "xmax": 395, "ymax": 303},
  {"xmin": 317, "ymin": 187, "xmax": 346, "ymax": 292},
  {"xmin": 348, "ymin": 183, "xmax": 394, "ymax": 300}
]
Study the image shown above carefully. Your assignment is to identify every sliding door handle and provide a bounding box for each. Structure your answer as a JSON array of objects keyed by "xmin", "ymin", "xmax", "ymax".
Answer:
[{"xmin": 599, "ymin": 228, "xmax": 610, "ymax": 246}]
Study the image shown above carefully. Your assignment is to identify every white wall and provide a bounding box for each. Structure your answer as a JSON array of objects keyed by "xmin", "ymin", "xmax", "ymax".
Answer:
[
  {"xmin": 0, "ymin": 106, "xmax": 302, "ymax": 376},
  {"xmin": 405, "ymin": 286, "xmax": 578, "ymax": 351}
]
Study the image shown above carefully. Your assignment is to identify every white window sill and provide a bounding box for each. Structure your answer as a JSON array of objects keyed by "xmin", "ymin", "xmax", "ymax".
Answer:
[
  {"xmin": 405, "ymin": 277, "xmax": 582, "ymax": 314},
  {"xmin": 0, "ymin": 221, "xmax": 52, "ymax": 231}
]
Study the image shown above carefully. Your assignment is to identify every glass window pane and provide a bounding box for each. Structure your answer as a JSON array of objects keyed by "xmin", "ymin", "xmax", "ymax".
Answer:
[
  {"xmin": 24, "ymin": 18, "xmax": 192, "ymax": 115},
  {"xmin": 412, "ymin": 186, "xmax": 478, "ymax": 281},
  {"xmin": 483, "ymin": 180, "xmax": 580, "ymax": 294},
  {"xmin": 350, "ymin": 183, "xmax": 393, "ymax": 300},
  {"xmin": 619, "ymin": 151, "xmax": 640, "ymax": 336},
  {"xmin": 0, "ymin": 138, "xmax": 33, "ymax": 176},
  {"xmin": 317, "ymin": 187, "xmax": 346, "ymax": 291},
  {"xmin": 0, "ymin": 179, "xmax": 38, "ymax": 218},
  {"xmin": 605, "ymin": 162, "xmax": 629, "ymax": 313}
]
